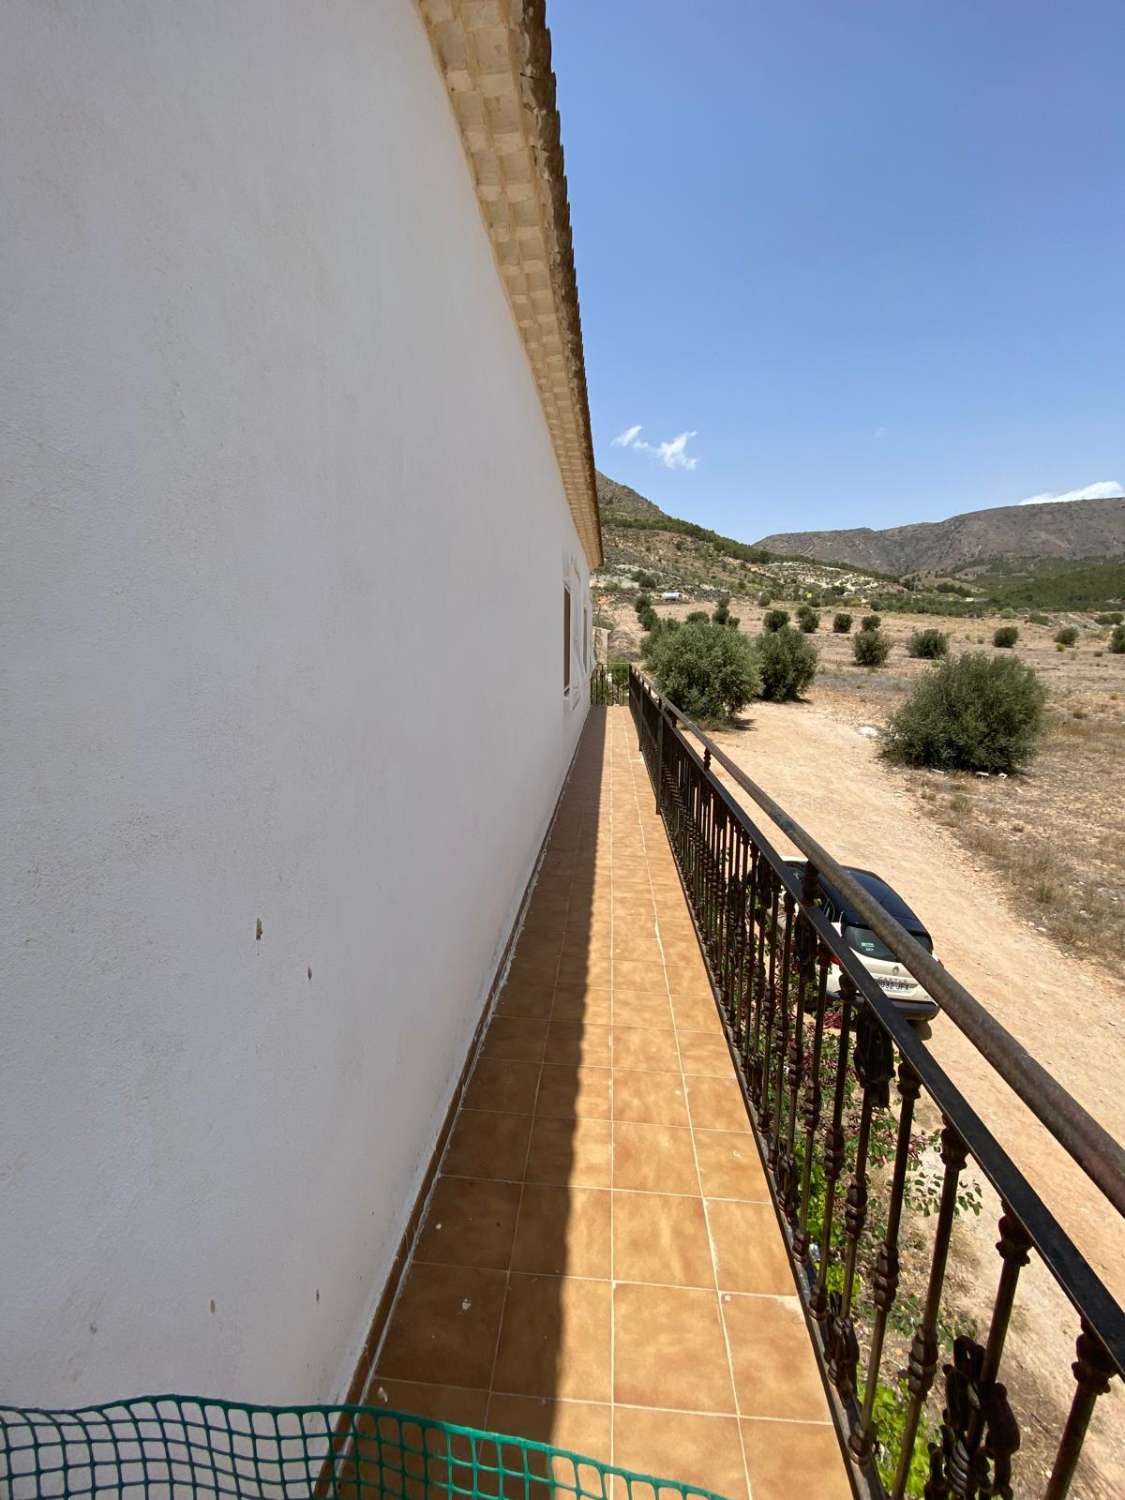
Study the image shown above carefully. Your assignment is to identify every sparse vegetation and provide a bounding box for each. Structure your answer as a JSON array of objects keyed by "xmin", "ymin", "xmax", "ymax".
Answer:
[
  {"xmin": 861, "ymin": 613, "xmax": 882, "ymax": 632},
  {"xmin": 758, "ymin": 591, "xmax": 773, "ymax": 607},
  {"xmin": 1110, "ymin": 624, "xmax": 1125, "ymax": 654},
  {"xmin": 853, "ymin": 629, "xmax": 891, "ymax": 667},
  {"xmin": 754, "ymin": 625, "xmax": 818, "ymax": 702},
  {"xmin": 883, "ymin": 654, "xmax": 1047, "ymax": 773},
  {"xmin": 833, "ymin": 612, "xmax": 853, "ymax": 633},
  {"xmin": 1095, "ymin": 610, "xmax": 1123, "ymax": 625},
  {"xmin": 633, "ymin": 569, "xmax": 658, "ymax": 590},
  {"xmin": 1054, "ymin": 626, "xmax": 1079, "ymax": 647},
  {"xmin": 643, "ymin": 618, "xmax": 759, "ymax": 721},
  {"xmin": 1027, "ymin": 612, "xmax": 1050, "ymax": 625},
  {"xmin": 685, "ymin": 610, "xmax": 710, "ymax": 625},
  {"xmin": 993, "ymin": 626, "xmax": 1019, "ymax": 648},
  {"xmin": 763, "ymin": 608, "xmax": 790, "ymax": 632},
  {"xmin": 796, "ymin": 605, "xmax": 820, "ymax": 633},
  {"xmin": 908, "ymin": 628, "xmax": 949, "ymax": 659}
]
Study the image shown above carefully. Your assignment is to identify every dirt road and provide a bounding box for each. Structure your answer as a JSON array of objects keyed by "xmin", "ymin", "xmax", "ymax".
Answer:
[{"xmin": 706, "ymin": 700, "xmax": 1125, "ymax": 1493}]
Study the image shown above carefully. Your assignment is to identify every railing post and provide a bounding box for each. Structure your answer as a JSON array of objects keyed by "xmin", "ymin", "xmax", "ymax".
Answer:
[
  {"xmin": 1045, "ymin": 1324, "xmax": 1116, "ymax": 1499},
  {"xmin": 655, "ymin": 699, "xmax": 665, "ymax": 816}
]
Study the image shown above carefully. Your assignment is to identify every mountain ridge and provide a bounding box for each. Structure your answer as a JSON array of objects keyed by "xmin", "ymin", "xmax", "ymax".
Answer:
[{"xmin": 753, "ymin": 495, "xmax": 1125, "ymax": 575}]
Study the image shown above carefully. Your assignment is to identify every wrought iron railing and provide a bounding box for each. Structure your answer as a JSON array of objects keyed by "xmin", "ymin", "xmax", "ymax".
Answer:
[
  {"xmin": 590, "ymin": 663, "xmax": 628, "ymax": 706},
  {"xmin": 628, "ymin": 666, "xmax": 1123, "ymax": 1500}
]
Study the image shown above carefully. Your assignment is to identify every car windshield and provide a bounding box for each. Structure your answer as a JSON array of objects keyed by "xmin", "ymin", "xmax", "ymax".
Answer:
[{"xmin": 843, "ymin": 924, "xmax": 932, "ymax": 962}]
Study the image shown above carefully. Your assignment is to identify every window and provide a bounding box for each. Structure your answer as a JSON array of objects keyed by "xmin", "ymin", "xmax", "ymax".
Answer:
[{"xmin": 563, "ymin": 585, "xmax": 572, "ymax": 694}]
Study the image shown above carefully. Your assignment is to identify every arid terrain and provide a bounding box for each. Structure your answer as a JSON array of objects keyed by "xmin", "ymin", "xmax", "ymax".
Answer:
[{"xmin": 609, "ymin": 592, "xmax": 1125, "ymax": 1496}]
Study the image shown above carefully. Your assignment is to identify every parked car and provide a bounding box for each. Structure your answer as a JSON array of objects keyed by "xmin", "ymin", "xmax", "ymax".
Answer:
[{"xmin": 784, "ymin": 859, "xmax": 939, "ymax": 1022}]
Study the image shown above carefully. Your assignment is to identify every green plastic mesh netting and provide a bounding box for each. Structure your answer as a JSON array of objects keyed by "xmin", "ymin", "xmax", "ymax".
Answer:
[{"xmin": 0, "ymin": 1397, "xmax": 728, "ymax": 1500}]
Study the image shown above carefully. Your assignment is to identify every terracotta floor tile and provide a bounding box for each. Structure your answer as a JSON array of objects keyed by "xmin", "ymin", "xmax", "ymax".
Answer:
[
  {"xmin": 558, "ymin": 952, "xmax": 611, "ymax": 987},
  {"xmin": 378, "ymin": 1263, "xmax": 507, "ymax": 1390},
  {"xmin": 415, "ymin": 1177, "xmax": 521, "ymax": 1270},
  {"xmin": 611, "ymin": 993, "xmax": 674, "ymax": 1030},
  {"xmin": 613, "ymin": 1192, "xmax": 713, "ymax": 1288},
  {"xmin": 535, "ymin": 1063, "xmax": 611, "ymax": 1120},
  {"xmin": 545, "ymin": 1021, "xmax": 612, "ymax": 1066},
  {"xmin": 612, "ymin": 1069, "xmax": 689, "ymax": 1127},
  {"xmin": 693, "ymin": 1130, "xmax": 769, "ymax": 1201},
  {"xmin": 613, "ymin": 1283, "xmax": 735, "ymax": 1412},
  {"xmin": 612, "ymin": 959, "xmax": 668, "ymax": 990},
  {"xmin": 612, "ymin": 1120, "xmax": 698, "ymax": 1194},
  {"xmin": 610, "ymin": 1026, "xmax": 680, "ymax": 1073},
  {"xmin": 741, "ymin": 1420, "xmax": 850, "ymax": 1500},
  {"xmin": 464, "ymin": 1058, "xmax": 541, "ymax": 1116},
  {"xmin": 364, "ymin": 1375, "xmax": 488, "ymax": 1427},
  {"xmin": 493, "ymin": 1274, "xmax": 612, "ymax": 1402},
  {"xmin": 613, "ymin": 1408, "xmax": 747, "ymax": 1500},
  {"xmin": 495, "ymin": 983, "xmax": 554, "ymax": 1020},
  {"xmin": 506, "ymin": 952, "xmax": 562, "ymax": 988},
  {"xmin": 483, "ymin": 1016, "xmax": 549, "ymax": 1062},
  {"xmin": 525, "ymin": 1117, "xmax": 612, "ymax": 1189},
  {"xmin": 723, "ymin": 1295, "xmax": 833, "ymax": 1421},
  {"xmin": 685, "ymin": 1075, "xmax": 751, "ymax": 1133},
  {"xmin": 612, "ymin": 932, "xmax": 662, "ymax": 965},
  {"xmin": 485, "ymin": 1396, "xmax": 612, "ymax": 1469},
  {"xmin": 670, "ymin": 994, "xmax": 719, "ymax": 1031},
  {"xmin": 443, "ymin": 1111, "xmax": 531, "ymax": 1182},
  {"xmin": 677, "ymin": 1030, "xmax": 735, "ymax": 1077},
  {"xmin": 511, "ymin": 1185, "xmax": 611, "ymax": 1278},
  {"xmin": 706, "ymin": 1199, "xmax": 795, "ymax": 1295},
  {"xmin": 551, "ymin": 986, "xmax": 612, "ymax": 1025}
]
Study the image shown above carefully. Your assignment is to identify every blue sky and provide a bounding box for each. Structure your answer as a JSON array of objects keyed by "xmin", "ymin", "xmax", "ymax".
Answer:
[{"xmin": 549, "ymin": 1, "xmax": 1125, "ymax": 540}]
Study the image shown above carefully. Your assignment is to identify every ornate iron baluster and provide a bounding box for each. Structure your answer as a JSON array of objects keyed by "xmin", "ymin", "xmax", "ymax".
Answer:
[
  {"xmin": 758, "ymin": 875, "xmax": 782, "ymax": 1139},
  {"xmin": 793, "ymin": 944, "xmax": 830, "ymax": 1266},
  {"xmin": 768, "ymin": 890, "xmax": 796, "ymax": 1171},
  {"xmin": 1045, "ymin": 1323, "xmax": 1117, "ymax": 1500},
  {"xmin": 892, "ymin": 1121, "xmax": 969, "ymax": 1500},
  {"xmin": 813, "ymin": 974, "xmax": 855, "ymax": 1326},
  {"xmin": 852, "ymin": 1058, "xmax": 921, "ymax": 1463}
]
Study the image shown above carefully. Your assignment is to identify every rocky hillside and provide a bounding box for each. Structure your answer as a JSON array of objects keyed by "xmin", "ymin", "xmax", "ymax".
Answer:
[
  {"xmin": 595, "ymin": 469, "xmax": 878, "ymax": 598},
  {"xmin": 753, "ymin": 495, "xmax": 1125, "ymax": 575}
]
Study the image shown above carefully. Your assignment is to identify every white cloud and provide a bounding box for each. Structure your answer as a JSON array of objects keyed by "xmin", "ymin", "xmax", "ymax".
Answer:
[
  {"xmin": 655, "ymin": 431, "xmax": 699, "ymax": 470},
  {"xmin": 1017, "ymin": 479, "xmax": 1124, "ymax": 506},
  {"xmin": 610, "ymin": 423, "xmax": 700, "ymax": 470}
]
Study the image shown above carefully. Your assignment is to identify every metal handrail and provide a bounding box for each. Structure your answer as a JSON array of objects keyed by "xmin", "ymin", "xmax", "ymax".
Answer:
[
  {"xmin": 628, "ymin": 664, "xmax": 1122, "ymax": 1499},
  {"xmin": 633, "ymin": 669, "xmax": 1125, "ymax": 1217}
]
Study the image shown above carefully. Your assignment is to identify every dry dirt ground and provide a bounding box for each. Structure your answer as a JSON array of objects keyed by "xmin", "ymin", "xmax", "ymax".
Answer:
[{"xmin": 608, "ymin": 595, "xmax": 1125, "ymax": 1496}]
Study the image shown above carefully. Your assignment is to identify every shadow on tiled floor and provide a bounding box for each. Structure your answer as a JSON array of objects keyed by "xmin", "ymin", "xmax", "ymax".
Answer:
[{"xmin": 368, "ymin": 707, "xmax": 850, "ymax": 1500}]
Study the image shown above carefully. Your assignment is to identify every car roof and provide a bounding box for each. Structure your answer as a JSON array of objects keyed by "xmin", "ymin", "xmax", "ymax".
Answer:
[{"xmin": 784, "ymin": 858, "xmax": 929, "ymax": 935}]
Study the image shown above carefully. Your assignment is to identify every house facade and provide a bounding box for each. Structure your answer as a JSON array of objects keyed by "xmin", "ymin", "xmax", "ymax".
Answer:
[{"xmin": 2, "ymin": 0, "xmax": 600, "ymax": 1406}]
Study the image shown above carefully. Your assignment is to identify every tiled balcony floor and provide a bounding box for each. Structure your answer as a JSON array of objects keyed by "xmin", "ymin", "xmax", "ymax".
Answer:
[{"xmin": 367, "ymin": 707, "xmax": 850, "ymax": 1500}]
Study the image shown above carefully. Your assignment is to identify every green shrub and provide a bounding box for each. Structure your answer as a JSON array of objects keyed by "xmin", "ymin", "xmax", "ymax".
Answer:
[
  {"xmin": 908, "ymin": 628, "xmax": 949, "ymax": 659},
  {"xmin": 637, "ymin": 604, "xmax": 658, "ymax": 632},
  {"xmin": 882, "ymin": 654, "xmax": 1047, "ymax": 773},
  {"xmin": 634, "ymin": 591, "xmax": 652, "ymax": 616},
  {"xmin": 861, "ymin": 613, "xmax": 882, "ymax": 632},
  {"xmin": 685, "ymin": 610, "xmax": 710, "ymax": 624},
  {"xmin": 634, "ymin": 569, "xmax": 658, "ymax": 590},
  {"xmin": 1110, "ymin": 624, "xmax": 1125, "ymax": 654},
  {"xmin": 832, "ymin": 612, "xmax": 853, "ymax": 633},
  {"xmin": 608, "ymin": 659, "xmax": 630, "ymax": 688},
  {"xmin": 1027, "ymin": 612, "xmax": 1050, "ymax": 625},
  {"xmin": 757, "ymin": 591, "xmax": 773, "ymax": 607},
  {"xmin": 796, "ymin": 606, "xmax": 820, "ymax": 633},
  {"xmin": 1095, "ymin": 611, "xmax": 1124, "ymax": 626},
  {"xmin": 712, "ymin": 593, "xmax": 731, "ymax": 625},
  {"xmin": 763, "ymin": 608, "xmax": 790, "ymax": 632},
  {"xmin": 753, "ymin": 626, "xmax": 818, "ymax": 701},
  {"xmin": 1054, "ymin": 626, "xmax": 1079, "ymax": 647},
  {"xmin": 993, "ymin": 626, "xmax": 1019, "ymax": 648},
  {"xmin": 644, "ymin": 619, "xmax": 760, "ymax": 721},
  {"xmin": 853, "ymin": 629, "xmax": 891, "ymax": 667}
]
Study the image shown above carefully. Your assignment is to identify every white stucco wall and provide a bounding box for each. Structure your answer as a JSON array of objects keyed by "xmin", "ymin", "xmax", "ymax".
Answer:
[{"xmin": 1, "ymin": 0, "xmax": 591, "ymax": 1405}]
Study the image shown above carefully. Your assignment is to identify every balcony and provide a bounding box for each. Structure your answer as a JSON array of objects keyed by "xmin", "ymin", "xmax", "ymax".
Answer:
[
  {"xmin": 3, "ymin": 694, "xmax": 1119, "ymax": 1500},
  {"xmin": 362, "ymin": 703, "xmax": 848, "ymax": 1500},
  {"xmin": 364, "ymin": 678, "xmax": 1122, "ymax": 1500}
]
